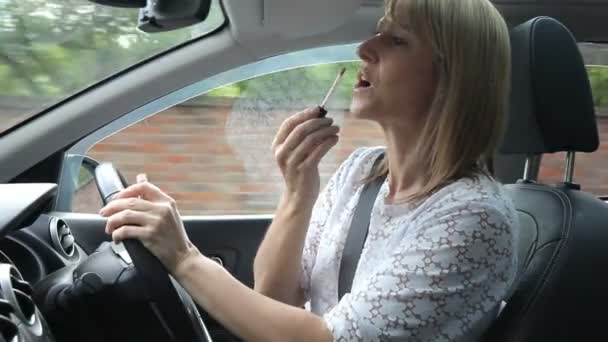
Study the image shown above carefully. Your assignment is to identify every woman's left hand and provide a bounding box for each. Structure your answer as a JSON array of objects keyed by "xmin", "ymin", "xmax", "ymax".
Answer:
[{"xmin": 99, "ymin": 174, "xmax": 200, "ymax": 274}]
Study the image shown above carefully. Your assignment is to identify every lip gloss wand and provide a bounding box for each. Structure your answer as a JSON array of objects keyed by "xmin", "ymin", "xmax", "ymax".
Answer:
[{"xmin": 318, "ymin": 67, "xmax": 346, "ymax": 117}]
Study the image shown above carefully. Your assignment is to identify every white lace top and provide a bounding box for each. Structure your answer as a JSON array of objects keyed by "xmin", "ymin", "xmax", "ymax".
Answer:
[{"xmin": 300, "ymin": 147, "xmax": 518, "ymax": 341}]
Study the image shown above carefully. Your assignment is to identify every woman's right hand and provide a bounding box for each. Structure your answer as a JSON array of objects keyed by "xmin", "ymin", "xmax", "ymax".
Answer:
[{"xmin": 272, "ymin": 107, "xmax": 340, "ymax": 208}]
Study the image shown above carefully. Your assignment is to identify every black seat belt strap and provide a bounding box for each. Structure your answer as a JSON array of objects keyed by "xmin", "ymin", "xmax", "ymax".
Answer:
[{"xmin": 338, "ymin": 153, "xmax": 386, "ymax": 300}]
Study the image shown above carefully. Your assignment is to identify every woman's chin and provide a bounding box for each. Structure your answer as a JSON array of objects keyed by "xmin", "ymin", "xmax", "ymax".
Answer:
[{"xmin": 349, "ymin": 100, "xmax": 374, "ymax": 119}]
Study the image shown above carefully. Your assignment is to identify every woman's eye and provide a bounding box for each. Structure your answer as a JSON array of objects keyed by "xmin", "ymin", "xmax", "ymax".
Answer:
[{"xmin": 391, "ymin": 36, "xmax": 406, "ymax": 45}]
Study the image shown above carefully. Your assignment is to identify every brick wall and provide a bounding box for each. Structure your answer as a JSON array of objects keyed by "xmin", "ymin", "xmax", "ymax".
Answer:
[
  {"xmin": 538, "ymin": 114, "xmax": 608, "ymax": 195},
  {"xmin": 77, "ymin": 97, "xmax": 385, "ymax": 215}
]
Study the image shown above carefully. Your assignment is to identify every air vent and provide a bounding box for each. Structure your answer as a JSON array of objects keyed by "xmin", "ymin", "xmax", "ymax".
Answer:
[
  {"xmin": 49, "ymin": 218, "xmax": 75, "ymax": 258},
  {"xmin": 0, "ymin": 264, "xmax": 38, "ymax": 327},
  {"xmin": 0, "ymin": 250, "xmax": 15, "ymax": 267},
  {"xmin": 0, "ymin": 299, "xmax": 17, "ymax": 342}
]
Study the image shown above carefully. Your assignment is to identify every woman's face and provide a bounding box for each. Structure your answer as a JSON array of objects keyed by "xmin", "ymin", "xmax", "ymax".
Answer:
[{"xmin": 350, "ymin": 16, "xmax": 438, "ymax": 128}]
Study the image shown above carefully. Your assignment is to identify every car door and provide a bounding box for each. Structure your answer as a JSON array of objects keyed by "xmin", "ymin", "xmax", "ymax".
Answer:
[{"xmin": 50, "ymin": 43, "xmax": 386, "ymax": 339}]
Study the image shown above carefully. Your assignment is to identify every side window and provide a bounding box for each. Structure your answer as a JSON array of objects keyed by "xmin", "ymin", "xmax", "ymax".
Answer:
[
  {"xmin": 70, "ymin": 45, "xmax": 384, "ymax": 215},
  {"xmin": 538, "ymin": 43, "xmax": 608, "ymax": 195}
]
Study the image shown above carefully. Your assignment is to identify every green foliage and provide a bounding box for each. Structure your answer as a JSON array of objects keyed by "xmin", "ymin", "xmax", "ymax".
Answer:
[
  {"xmin": 0, "ymin": 0, "xmax": 224, "ymax": 126},
  {"xmin": 206, "ymin": 61, "xmax": 361, "ymax": 107},
  {"xmin": 206, "ymin": 84, "xmax": 244, "ymax": 98},
  {"xmin": 588, "ymin": 66, "xmax": 608, "ymax": 108}
]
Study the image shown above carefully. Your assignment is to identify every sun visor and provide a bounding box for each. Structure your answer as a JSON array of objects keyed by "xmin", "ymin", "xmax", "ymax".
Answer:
[{"xmin": 263, "ymin": 0, "xmax": 364, "ymax": 38}]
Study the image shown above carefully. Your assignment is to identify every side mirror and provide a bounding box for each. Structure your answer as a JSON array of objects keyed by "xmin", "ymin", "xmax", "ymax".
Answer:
[
  {"xmin": 76, "ymin": 157, "xmax": 101, "ymax": 192},
  {"xmin": 70, "ymin": 157, "xmax": 106, "ymax": 212},
  {"xmin": 94, "ymin": 163, "xmax": 129, "ymax": 205},
  {"xmin": 68, "ymin": 157, "xmax": 130, "ymax": 212}
]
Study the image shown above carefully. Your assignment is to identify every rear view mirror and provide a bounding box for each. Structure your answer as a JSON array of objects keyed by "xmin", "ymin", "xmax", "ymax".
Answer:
[
  {"xmin": 89, "ymin": 0, "xmax": 146, "ymax": 8},
  {"xmin": 138, "ymin": 0, "xmax": 211, "ymax": 32},
  {"xmin": 88, "ymin": 0, "xmax": 211, "ymax": 32}
]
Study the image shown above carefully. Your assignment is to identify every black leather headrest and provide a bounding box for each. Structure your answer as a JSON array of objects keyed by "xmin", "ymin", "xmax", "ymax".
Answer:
[{"xmin": 500, "ymin": 17, "xmax": 599, "ymax": 154}]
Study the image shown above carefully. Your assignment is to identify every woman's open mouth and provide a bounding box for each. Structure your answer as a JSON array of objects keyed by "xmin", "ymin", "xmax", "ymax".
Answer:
[
  {"xmin": 356, "ymin": 80, "xmax": 371, "ymax": 88},
  {"xmin": 355, "ymin": 72, "xmax": 373, "ymax": 89}
]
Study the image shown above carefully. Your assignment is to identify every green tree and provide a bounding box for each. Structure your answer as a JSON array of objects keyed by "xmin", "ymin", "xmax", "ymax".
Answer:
[
  {"xmin": 0, "ymin": 0, "xmax": 223, "ymax": 100},
  {"xmin": 588, "ymin": 66, "xmax": 608, "ymax": 108},
  {"xmin": 206, "ymin": 61, "xmax": 360, "ymax": 109}
]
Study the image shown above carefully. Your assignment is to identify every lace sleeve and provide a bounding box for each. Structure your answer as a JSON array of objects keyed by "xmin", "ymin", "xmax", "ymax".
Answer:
[{"xmin": 323, "ymin": 199, "xmax": 516, "ymax": 341}]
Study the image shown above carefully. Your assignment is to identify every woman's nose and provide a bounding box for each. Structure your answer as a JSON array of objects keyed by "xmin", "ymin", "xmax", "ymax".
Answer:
[{"xmin": 357, "ymin": 35, "xmax": 380, "ymax": 64}]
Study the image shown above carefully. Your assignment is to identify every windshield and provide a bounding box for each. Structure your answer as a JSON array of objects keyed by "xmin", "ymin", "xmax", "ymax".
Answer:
[{"xmin": 0, "ymin": 0, "xmax": 225, "ymax": 134}]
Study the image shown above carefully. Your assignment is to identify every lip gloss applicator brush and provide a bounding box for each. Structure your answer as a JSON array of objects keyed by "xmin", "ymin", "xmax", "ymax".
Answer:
[{"xmin": 318, "ymin": 67, "xmax": 346, "ymax": 117}]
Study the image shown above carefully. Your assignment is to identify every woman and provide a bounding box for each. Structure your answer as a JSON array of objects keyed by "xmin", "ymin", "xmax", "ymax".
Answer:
[{"xmin": 100, "ymin": 0, "xmax": 518, "ymax": 340}]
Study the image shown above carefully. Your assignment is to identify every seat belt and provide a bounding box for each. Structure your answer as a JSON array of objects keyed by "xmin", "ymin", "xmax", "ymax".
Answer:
[{"xmin": 338, "ymin": 153, "xmax": 386, "ymax": 300}]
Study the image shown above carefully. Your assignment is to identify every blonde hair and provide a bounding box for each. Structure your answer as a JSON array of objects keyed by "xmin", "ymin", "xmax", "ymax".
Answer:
[{"xmin": 367, "ymin": 0, "xmax": 511, "ymax": 203}]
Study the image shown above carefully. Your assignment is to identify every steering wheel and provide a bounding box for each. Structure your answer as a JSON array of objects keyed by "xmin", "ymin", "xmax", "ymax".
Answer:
[{"xmin": 94, "ymin": 163, "xmax": 212, "ymax": 342}]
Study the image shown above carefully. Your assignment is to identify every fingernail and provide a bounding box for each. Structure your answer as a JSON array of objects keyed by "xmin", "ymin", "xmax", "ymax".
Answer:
[{"xmin": 137, "ymin": 173, "xmax": 148, "ymax": 183}]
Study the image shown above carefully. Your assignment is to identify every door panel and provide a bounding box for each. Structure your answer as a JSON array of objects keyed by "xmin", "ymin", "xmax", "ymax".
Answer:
[
  {"xmin": 182, "ymin": 216, "xmax": 270, "ymax": 287},
  {"xmin": 53, "ymin": 212, "xmax": 270, "ymax": 286},
  {"xmin": 53, "ymin": 212, "xmax": 271, "ymax": 341}
]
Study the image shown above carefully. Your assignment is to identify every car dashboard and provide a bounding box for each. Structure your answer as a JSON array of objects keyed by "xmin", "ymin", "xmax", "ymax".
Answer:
[{"xmin": 0, "ymin": 183, "xmax": 86, "ymax": 342}]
